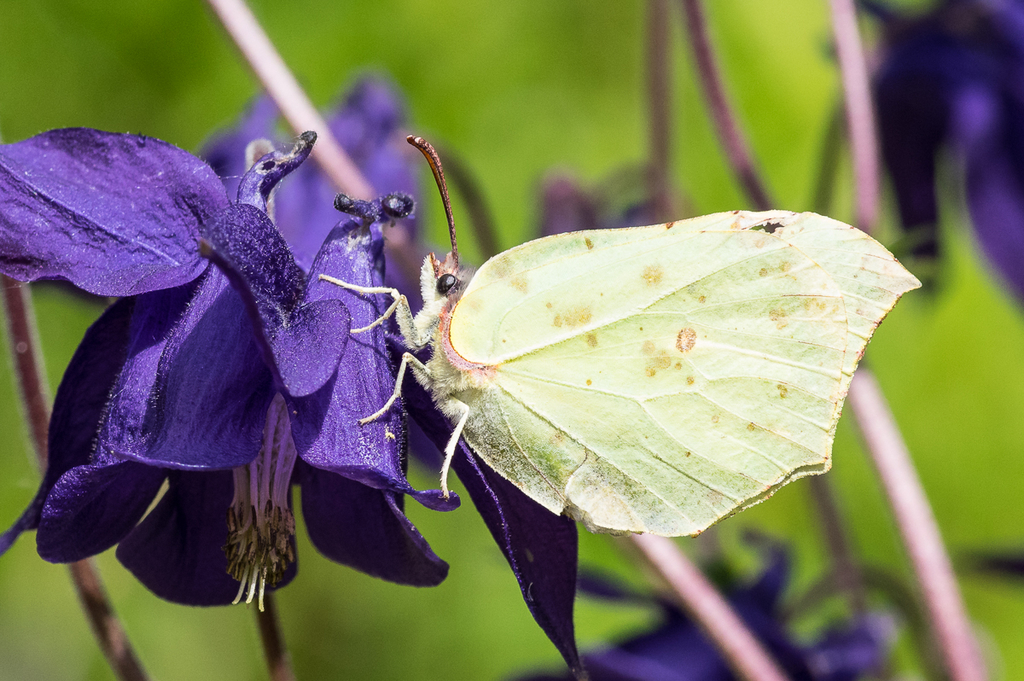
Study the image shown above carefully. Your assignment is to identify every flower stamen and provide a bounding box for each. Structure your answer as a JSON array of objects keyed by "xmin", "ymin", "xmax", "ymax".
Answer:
[{"xmin": 223, "ymin": 393, "xmax": 298, "ymax": 611}]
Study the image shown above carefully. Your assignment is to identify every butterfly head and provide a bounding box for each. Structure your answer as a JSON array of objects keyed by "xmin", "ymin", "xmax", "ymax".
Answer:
[{"xmin": 420, "ymin": 251, "xmax": 472, "ymax": 311}]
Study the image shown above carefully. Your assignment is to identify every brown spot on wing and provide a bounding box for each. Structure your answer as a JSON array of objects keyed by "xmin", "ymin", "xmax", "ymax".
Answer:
[
  {"xmin": 642, "ymin": 264, "xmax": 664, "ymax": 286},
  {"xmin": 553, "ymin": 305, "xmax": 592, "ymax": 329},
  {"xmin": 584, "ymin": 237, "xmax": 594, "ymax": 250},
  {"xmin": 509, "ymin": 275, "xmax": 528, "ymax": 293},
  {"xmin": 768, "ymin": 308, "xmax": 788, "ymax": 329},
  {"xmin": 777, "ymin": 384, "xmax": 789, "ymax": 398},
  {"xmin": 641, "ymin": 340, "xmax": 656, "ymax": 355},
  {"xmin": 585, "ymin": 332, "xmax": 598, "ymax": 348},
  {"xmin": 676, "ymin": 328, "xmax": 697, "ymax": 353}
]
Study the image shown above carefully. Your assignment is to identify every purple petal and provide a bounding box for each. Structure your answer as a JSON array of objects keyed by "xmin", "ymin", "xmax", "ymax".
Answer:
[
  {"xmin": 235, "ymin": 132, "xmax": 316, "ymax": 211},
  {"xmin": 290, "ymin": 222, "xmax": 456, "ymax": 511},
  {"xmin": 296, "ymin": 461, "xmax": 448, "ymax": 586},
  {"xmin": 804, "ymin": 614, "xmax": 895, "ymax": 681},
  {"xmin": 540, "ymin": 174, "xmax": 600, "ymax": 237},
  {"xmin": 117, "ymin": 469, "xmax": 295, "ymax": 606},
  {"xmin": 0, "ymin": 129, "xmax": 225, "ymax": 295},
  {"xmin": 454, "ymin": 450, "xmax": 582, "ymax": 676},
  {"xmin": 200, "ymin": 96, "xmax": 280, "ymax": 198},
  {"xmin": 202, "ymin": 203, "xmax": 350, "ymax": 397},
  {"xmin": 404, "ymin": 377, "xmax": 581, "ymax": 675},
  {"xmin": 875, "ymin": 36, "xmax": 953, "ymax": 229},
  {"xmin": 0, "ymin": 297, "xmax": 133, "ymax": 556},
  {"xmin": 274, "ymin": 77, "xmax": 419, "ymax": 269},
  {"xmin": 954, "ymin": 85, "xmax": 1024, "ymax": 301},
  {"xmin": 101, "ymin": 270, "xmax": 274, "ymax": 469},
  {"xmin": 580, "ymin": 618, "xmax": 730, "ymax": 681},
  {"xmin": 36, "ymin": 461, "xmax": 166, "ymax": 562}
]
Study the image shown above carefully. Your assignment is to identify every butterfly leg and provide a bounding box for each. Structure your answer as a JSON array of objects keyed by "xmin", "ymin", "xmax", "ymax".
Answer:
[
  {"xmin": 318, "ymin": 275, "xmax": 418, "ymax": 337},
  {"xmin": 358, "ymin": 351, "xmax": 430, "ymax": 425},
  {"xmin": 440, "ymin": 399, "xmax": 470, "ymax": 500}
]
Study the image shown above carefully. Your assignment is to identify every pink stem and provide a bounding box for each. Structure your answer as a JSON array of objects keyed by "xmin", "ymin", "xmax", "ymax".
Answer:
[
  {"xmin": 204, "ymin": 0, "xmax": 374, "ymax": 199},
  {"xmin": 828, "ymin": 0, "xmax": 880, "ymax": 233},
  {"xmin": 827, "ymin": 1, "xmax": 985, "ymax": 676},
  {"xmin": 631, "ymin": 535, "xmax": 790, "ymax": 681},
  {"xmin": 848, "ymin": 371, "xmax": 986, "ymax": 681}
]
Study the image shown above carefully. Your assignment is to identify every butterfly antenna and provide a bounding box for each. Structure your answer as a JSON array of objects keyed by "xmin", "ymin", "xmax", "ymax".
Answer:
[{"xmin": 407, "ymin": 135, "xmax": 460, "ymax": 268}]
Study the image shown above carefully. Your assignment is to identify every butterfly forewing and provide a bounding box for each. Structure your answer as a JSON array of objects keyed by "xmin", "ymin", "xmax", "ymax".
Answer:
[
  {"xmin": 771, "ymin": 214, "xmax": 922, "ymax": 401},
  {"xmin": 448, "ymin": 212, "xmax": 867, "ymax": 535}
]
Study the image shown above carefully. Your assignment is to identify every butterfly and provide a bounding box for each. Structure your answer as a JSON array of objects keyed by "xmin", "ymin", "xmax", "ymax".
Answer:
[{"xmin": 322, "ymin": 136, "xmax": 920, "ymax": 537}]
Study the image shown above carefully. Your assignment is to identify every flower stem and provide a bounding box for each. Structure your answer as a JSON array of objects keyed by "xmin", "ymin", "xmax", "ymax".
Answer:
[
  {"xmin": 807, "ymin": 476, "xmax": 868, "ymax": 614},
  {"xmin": 679, "ymin": 3, "xmax": 982, "ymax": 678},
  {"xmin": 677, "ymin": 0, "xmax": 771, "ymax": 211},
  {"xmin": 435, "ymin": 146, "xmax": 500, "ymax": 259},
  {"xmin": 827, "ymin": 2, "xmax": 985, "ymax": 677},
  {"xmin": 254, "ymin": 591, "xmax": 296, "ymax": 681},
  {"xmin": 1, "ymin": 275, "xmax": 50, "ymax": 468},
  {"xmin": 204, "ymin": 0, "xmax": 374, "ymax": 199},
  {"xmin": 828, "ymin": 0, "xmax": 879, "ymax": 234},
  {"xmin": 647, "ymin": 0, "xmax": 674, "ymax": 221},
  {"xmin": 631, "ymin": 534, "xmax": 790, "ymax": 681},
  {"xmin": 1, "ymin": 276, "xmax": 149, "ymax": 681},
  {"xmin": 67, "ymin": 561, "xmax": 150, "ymax": 681},
  {"xmin": 848, "ymin": 371, "xmax": 986, "ymax": 681}
]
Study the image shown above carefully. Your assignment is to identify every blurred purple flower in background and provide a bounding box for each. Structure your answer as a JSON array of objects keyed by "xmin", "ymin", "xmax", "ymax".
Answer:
[
  {"xmin": 520, "ymin": 541, "xmax": 894, "ymax": 681},
  {"xmin": 875, "ymin": 0, "xmax": 1024, "ymax": 300},
  {"xmin": 0, "ymin": 79, "xmax": 458, "ymax": 608}
]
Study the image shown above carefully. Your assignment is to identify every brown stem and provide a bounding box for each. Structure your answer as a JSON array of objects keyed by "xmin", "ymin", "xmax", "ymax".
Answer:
[
  {"xmin": 255, "ymin": 592, "xmax": 296, "ymax": 681},
  {"xmin": 828, "ymin": 0, "xmax": 880, "ymax": 233},
  {"xmin": 807, "ymin": 477, "xmax": 868, "ymax": 614},
  {"xmin": 849, "ymin": 371, "xmax": 986, "ymax": 681},
  {"xmin": 67, "ymin": 561, "xmax": 150, "ymax": 681},
  {"xmin": 631, "ymin": 535, "xmax": 791, "ymax": 681},
  {"xmin": 647, "ymin": 0, "xmax": 674, "ymax": 221},
  {"xmin": 204, "ymin": 0, "xmax": 375, "ymax": 199},
  {"xmin": 678, "ymin": 0, "xmax": 772, "ymax": 211},
  {"xmin": 2, "ymin": 275, "xmax": 50, "ymax": 468},
  {"xmin": 1, "ymin": 276, "xmax": 150, "ymax": 681},
  {"xmin": 435, "ymin": 146, "xmax": 500, "ymax": 260},
  {"xmin": 810, "ymin": 100, "xmax": 845, "ymax": 215}
]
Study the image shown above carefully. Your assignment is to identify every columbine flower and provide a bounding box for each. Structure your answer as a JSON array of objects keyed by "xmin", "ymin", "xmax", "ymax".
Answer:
[
  {"xmin": 0, "ymin": 79, "xmax": 456, "ymax": 607},
  {"xmin": 519, "ymin": 541, "xmax": 895, "ymax": 681},
  {"xmin": 874, "ymin": 0, "xmax": 1024, "ymax": 300}
]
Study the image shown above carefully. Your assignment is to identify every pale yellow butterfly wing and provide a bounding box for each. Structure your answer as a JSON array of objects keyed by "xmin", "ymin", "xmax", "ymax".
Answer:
[{"xmin": 446, "ymin": 211, "xmax": 917, "ymax": 536}]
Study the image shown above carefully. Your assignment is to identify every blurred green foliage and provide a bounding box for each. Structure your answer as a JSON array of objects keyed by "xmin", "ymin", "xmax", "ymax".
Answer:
[{"xmin": 1, "ymin": 0, "xmax": 1022, "ymax": 679}]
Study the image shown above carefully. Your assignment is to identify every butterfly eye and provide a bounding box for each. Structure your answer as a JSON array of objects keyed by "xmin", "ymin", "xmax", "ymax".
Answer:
[{"xmin": 436, "ymin": 273, "xmax": 458, "ymax": 295}]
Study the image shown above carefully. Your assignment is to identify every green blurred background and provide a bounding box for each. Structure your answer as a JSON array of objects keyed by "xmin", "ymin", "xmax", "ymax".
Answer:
[{"xmin": 1, "ymin": 0, "xmax": 1021, "ymax": 678}]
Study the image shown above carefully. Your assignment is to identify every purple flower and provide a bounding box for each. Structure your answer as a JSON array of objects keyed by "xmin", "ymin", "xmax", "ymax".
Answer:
[
  {"xmin": 0, "ymin": 80, "xmax": 457, "ymax": 607},
  {"xmin": 875, "ymin": 0, "xmax": 1024, "ymax": 300},
  {"xmin": 519, "ymin": 541, "xmax": 895, "ymax": 681}
]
